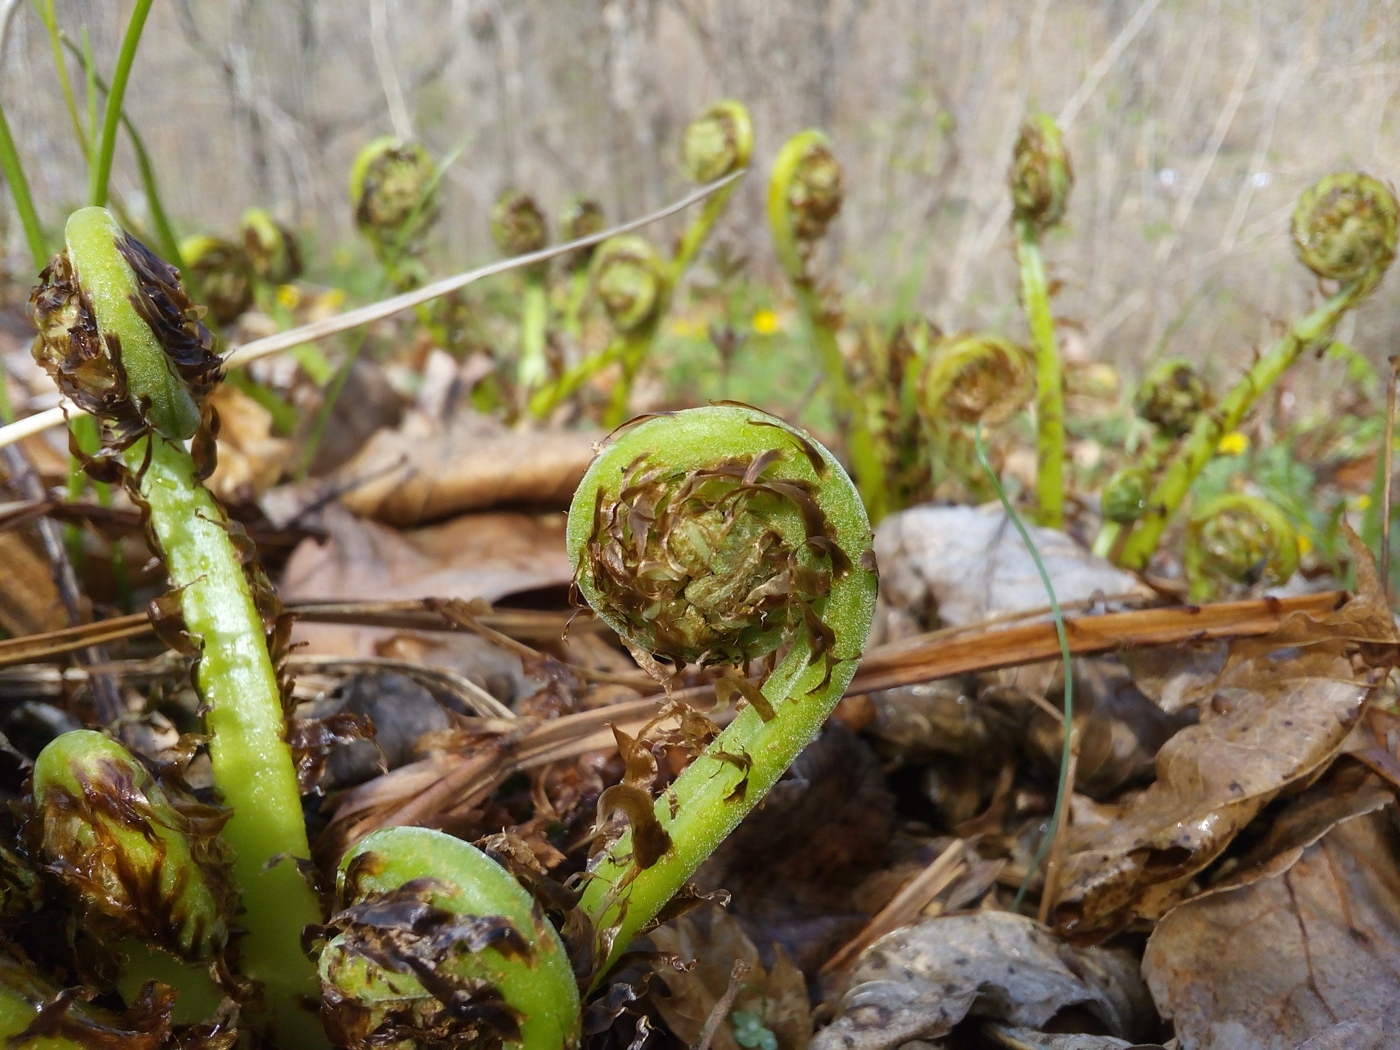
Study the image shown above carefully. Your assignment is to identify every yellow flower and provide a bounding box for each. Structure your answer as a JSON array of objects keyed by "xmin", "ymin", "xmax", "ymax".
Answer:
[
  {"xmin": 751, "ymin": 308, "xmax": 780, "ymax": 335},
  {"xmin": 1357, "ymin": 494, "xmax": 1373, "ymax": 511},
  {"xmin": 1216, "ymin": 431, "xmax": 1249, "ymax": 456},
  {"xmin": 1297, "ymin": 532, "xmax": 1313, "ymax": 557},
  {"xmin": 275, "ymin": 284, "xmax": 301, "ymax": 310}
]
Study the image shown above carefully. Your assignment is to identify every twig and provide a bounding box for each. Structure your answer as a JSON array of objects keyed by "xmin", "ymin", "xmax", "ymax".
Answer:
[
  {"xmin": 0, "ymin": 590, "xmax": 1348, "ymax": 683},
  {"xmin": 695, "ymin": 960, "xmax": 751, "ymax": 1050}
]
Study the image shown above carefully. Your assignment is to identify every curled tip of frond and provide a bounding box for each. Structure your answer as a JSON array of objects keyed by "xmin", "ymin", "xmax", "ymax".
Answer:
[
  {"xmin": 786, "ymin": 141, "xmax": 844, "ymax": 242},
  {"xmin": 1009, "ymin": 112, "xmax": 1073, "ymax": 231},
  {"xmin": 180, "ymin": 233, "xmax": 255, "ymax": 326},
  {"xmin": 1291, "ymin": 171, "xmax": 1399, "ymax": 293},
  {"xmin": 681, "ymin": 100, "xmax": 754, "ymax": 184},
  {"xmin": 558, "ymin": 197, "xmax": 605, "ymax": 270},
  {"xmin": 1134, "ymin": 358, "xmax": 1211, "ymax": 437},
  {"xmin": 566, "ymin": 406, "xmax": 870, "ymax": 676},
  {"xmin": 491, "ymin": 189, "xmax": 549, "ymax": 258},
  {"xmin": 30, "ymin": 207, "xmax": 220, "ymax": 443},
  {"xmin": 1101, "ymin": 466, "xmax": 1151, "ymax": 524},
  {"xmin": 349, "ymin": 136, "xmax": 439, "ymax": 248},
  {"xmin": 591, "ymin": 235, "xmax": 666, "ymax": 333},
  {"xmin": 318, "ymin": 827, "xmax": 580, "ymax": 1050},
  {"xmin": 239, "ymin": 207, "xmax": 303, "ymax": 285},
  {"xmin": 32, "ymin": 730, "xmax": 234, "ymax": 962},
  {"xmin": 920, "ymin": 332, "xmax": 1034, "ymax": 427},
  {"xmin": 1186, "ymin": 493, "xmax": 1300, "ymax": 600}
]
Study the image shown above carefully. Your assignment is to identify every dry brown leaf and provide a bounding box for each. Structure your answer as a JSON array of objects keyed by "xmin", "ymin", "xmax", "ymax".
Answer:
[
  {"xmin": 995, "ymin": 659, "xmax": 1192, "ymax": 800},
  {"xmin": 875, "ymin": 505, "xmax": 1153, "ymax": 631},
  {"xmin": 649, "ymin": 906, "xmax": 811, "ymax": 1050},
  {"xmin": 299, "ymin": 357, "xmax": 405, "ymax": 476},
  {"xmin": 280, "ymin": 505, "xmax": 573, "ymax": 658},
  {"xmin": 811, "ymin": 912, "xmax": 1155, "ymax": 1050},
  {"xmin": 1142, "ymin": 808, "xmax": 1400, "ymax": 1050},
  {"xmin": 205, "ymin": 384, "xmax": 292, "ymax": 504},
  {"xmin": 1053, "ymin": 588, "xmax": 1396, "ymax": 939},
  {"xmin": 271, "ymin": 410, "xmax": 600, "ymax": 526},
  {"xmin": 0, "ymin": 532, "xmax": 66, "ymax": 636}
]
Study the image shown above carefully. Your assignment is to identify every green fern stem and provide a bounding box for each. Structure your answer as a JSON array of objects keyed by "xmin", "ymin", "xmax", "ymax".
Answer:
[
  {"xmin": 1115, "ymin": 288, "xmax": 1353, "ymax": 570},
  {"xmin": 1016, "ymin": 219, "xmax": 1065, "ymax": 528},
  {"xmin": 123, "ymin": 433, "xmax": 326, "ymax": 1047},
  {"xmin": 518, "ymin": 274, "xmax": 549, "ymax": 392},
  {"xmin": 768, "ymin": 130, "xmax": 887, "ymax": 522},
  {"xmin": 569, "ymin": 405, "xmax": 877, "ymax": 980}
]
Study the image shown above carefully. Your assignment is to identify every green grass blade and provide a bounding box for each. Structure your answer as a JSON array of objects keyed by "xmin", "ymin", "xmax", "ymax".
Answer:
[
  {"xmin": 0, "ymin": 99, "xmax": 48, "ymax": 269},
  {"xmin": 972, "ymin": 425, "xmax": 1074, "ymax": 913},
  {"xmin": 61, "ymin": 35, "xmax": 182, "ymax": 268},
  {"xmin": 89, "ymin": 0, "xmax": 153, "ymax": 207}
]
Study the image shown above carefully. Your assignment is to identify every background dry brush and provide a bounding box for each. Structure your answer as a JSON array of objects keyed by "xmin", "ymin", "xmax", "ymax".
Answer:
[{"xmin": 2, "ymin": 0, "xmax": 1400, "ymax": 393}]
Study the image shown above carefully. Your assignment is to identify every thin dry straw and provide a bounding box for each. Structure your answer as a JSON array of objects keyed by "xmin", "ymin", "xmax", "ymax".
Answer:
[{"xmin": 0, "ymin": 170, "xmax": 746, "ymax": 450}]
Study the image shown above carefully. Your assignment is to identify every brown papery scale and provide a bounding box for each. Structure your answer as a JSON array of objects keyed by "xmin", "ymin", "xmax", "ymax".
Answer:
[{"xmin": 582, "ymin": 445, "xmax": 843, "ymax": 677}]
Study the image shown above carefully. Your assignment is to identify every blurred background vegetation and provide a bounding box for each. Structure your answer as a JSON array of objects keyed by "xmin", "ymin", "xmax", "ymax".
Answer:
[{"xmin": 3, "ymin": 0, "xmax": 1399, "ymax": 392}]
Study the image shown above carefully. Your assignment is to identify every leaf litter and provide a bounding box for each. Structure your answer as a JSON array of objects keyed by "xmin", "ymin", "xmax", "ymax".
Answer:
[{"xmin": 4, "ymin": 371, "xmax": 1400, "ymax": 1050}]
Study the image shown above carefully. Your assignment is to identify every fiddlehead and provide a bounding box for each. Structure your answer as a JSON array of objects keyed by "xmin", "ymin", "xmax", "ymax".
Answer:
[
  {"xmin": 317, "ymin": 827, "xmax": 580, "ymax": 1050},
  {"xmin": 568, "ymin": 404, "xmax": 877, "ymax": 977},
  {"xmin": 1133, "ymin": 358, "xmax": 1211, "ymax": 438},
  {"xmin": 530, "ymin": 234, "xmax": 668, "ymax": 424},
  {"xmin": 1291, "ymin": 172, "xmax": 1399, "ymax": 295},
  {"xmin": 178, "ymin": 234, "xmax": 255, "ymax": 327},
  {"xmin": 350, "ymin": 136, "xmax": 439, "ymax": 261},
  {"xmin": 559, "ymin": 198, "xmax": 605, "ymax": 338},
  {"xmin": 1099, "ymin": 466, "xmax": 1151, "ymax": 526},
  {"xmin": 32, "ymin": 730, "xmax": 234, "ymax": 963},
  {"xmin": 768, "ymin": 131, "xmax": 887, "ymax": 520},
  {"xmin": 1009, "ymin": 112, "xmax": 1073, "ymax": 233},
  {"xmin": 491, "ymin": 189, "xmax": 549, "ymax": 261},
  {"xmin": 492, "ymin": 190, "xmax": 552, "ymax": 393},
  {"xmin": 1115, "ymin": 173, "xmax": 1399, "ymax": 570},
  {"xmin": 920, "ymin": 331, "xmax": 1035, "ymax": 427},
  {"xmin": 240, "ymin": 207, "xmax": 303, "ymax": 286},
  {"xmin": 29, "ymin": 207, "xmax": 327, "ymax": 1047},
  {"xmin": 1183, "ymin": 493, "xmax": 1299, "ymax": 602},
  {"xmin": 672, "ymin": 100, "xmax": 752, "ymax": 277},
  {"xmin": 916, "ymin": 332, "xmax": 1034, "ymax": 503},
  {"xmin": 1008, "ymin": 112, "xmax": 1073, "ymax": 528}
]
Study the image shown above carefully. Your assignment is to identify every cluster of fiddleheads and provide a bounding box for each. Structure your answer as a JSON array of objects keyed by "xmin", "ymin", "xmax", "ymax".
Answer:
[
  {"xmin": 22, "ymin": 206, "xmax": 326, "ymax": 1046},
  {"xmin": 532, "ymin": 100, "xmax": 752, "ymax": 424},
  {"xmin": 1108, "ymin": 172, "xmax": 1398, "ymax": 573},
  {"xmin": 6, "ymin": 208, "xmax": 877, "ymax": 1049}
]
